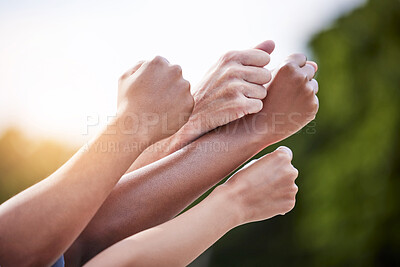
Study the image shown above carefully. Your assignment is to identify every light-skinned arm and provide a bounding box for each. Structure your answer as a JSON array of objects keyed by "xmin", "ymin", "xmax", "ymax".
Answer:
[
  {"xmin": 125, "ymin": 41, "xmax": 274, "ymax": 172},
  {"xmin": 67, "ymin": 41, "xmax": 319, "ymax": 266},
  {"xmin": 84, "ymin": 146, "xmax": 298, "ymax": 267},
  {"xmin": 0, "ymin": 56, "xmax": 193, "ymax": 266}
]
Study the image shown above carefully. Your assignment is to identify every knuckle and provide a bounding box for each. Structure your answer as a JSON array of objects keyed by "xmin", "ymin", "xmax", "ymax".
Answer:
[
  {"xmin": 312, "ymin": 96, "xmax": 319, "ymax": 112},
  {"xmin": 186, "ymin": 94, "xmax": 195, "ymax": 110},
  {"xmin": 292, "ymin": 53, "xmax": 307, "ymax": 61},
  {"xmin": 305, "ymin": 85, "xmax": 315, "ymax": 96},
  {"xmin": 221, "ymin": 50, "xmax": 238, "ymax": 64},
  {"xmin": 276, "ymin": 150, "xmax": 291, "ymax": 162},
  {"xmin": 284, "ymin": 165, "xmax": 298, "ymax": 179},
  {"xmin": 308, "ymin": 112, "xmax": 317, "ymax": 121},
  {"xmin": 181, "ymin": 79, "xmax": 190, "ymax": 90},
  {"xmin": 294, "ymin": 72, "xmax": 307, "ymax": 83},
  {"xmin": 288, "ymin": 199, "xmax": 296, "ymax": 210},
  {"xmin": 282, "ymin": 62, "xmax": 298, "ymax": 73},
  {"xmin": 171, "ymin": 64, "xmax": 183, "ymax": 76},
  {"xmin": 150, "ymin": 55, "xmax": 166, "ymax": 65},
  {"xmin": 306, "ymin": 84, "xmax": 315, "ymax": 95},
  {"xmin": 291, "ymin": 167, "xmax": 299, "ymax": 178},
  {"xmin": 314, "ymin": 79, "xmax": 319, "ymax": 91},
  {"xmin": 233, "ymin": 82, "xmax": 246, "ymax": 94},
  {"xmin": 223, "ymin": 66, "xmax": 239, "ymax": 80},
  {"xmin": 190, "ymin": 95, "xmax": 195, "ymax": 108},
  {"xmin": 293, "ymin": 184, "xmax": 299, "ymax": 194},
  {"xmin": 313, "ymin": 101, "xmax": 319, "ymax": 112},
  {"xmin": 281, "ymin": 201, "xmax": 294, "ymax": 214}
]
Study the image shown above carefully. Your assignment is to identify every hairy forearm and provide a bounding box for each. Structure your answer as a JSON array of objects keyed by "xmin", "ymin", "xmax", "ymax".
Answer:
[
  {"xmin": 0, "ymin": 117, "xmax": 147, "ymax": 266},
  {"xmin": 84, "ymin": 186, "xmax": 239, "ymax": 267},
  {"xmin": 69, "ymin": 118, "xmax": 269, "ymax": 265}
]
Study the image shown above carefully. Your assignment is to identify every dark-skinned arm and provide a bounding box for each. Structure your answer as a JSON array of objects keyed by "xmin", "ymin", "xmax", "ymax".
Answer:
[{"xmin": 66, "ymin": 43, "xmax": 319, "ymax": 266}]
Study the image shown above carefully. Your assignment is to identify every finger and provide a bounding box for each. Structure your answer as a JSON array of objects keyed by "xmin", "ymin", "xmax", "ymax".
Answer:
[
  {"xmin": 242, "ymin": 82, "xmax": 267, "ymax": 99},
  {"xmin": 254, "ymin": 40, "xmax": 275, "ymax": 54},
  {"xmin": 244, "ymin": 98, "xmax": 264, "ymax": 114},
  {"xmin": 308, "ymin": 79, "xmax": 319, "ymax": 94},
  {"xmin": 121, "ymin": 60, "xmax": 145, "ymax": 78},
  {"xmin": 292, "ymin": 166, "xmax": 299, "ymax": 180},
  {"xmin": 275, "ymin": 146, "xmax": 293, "ymax": 160},
  {"xmin": 314, "ymin": 95, "xmax": 319, "ymax": 111},
  {"xmin": 233, "ymin": 49, "xmax": 271, "ymax": 67},
  {"xmin": 152, "ymin": 55, "xmax": 169, "ymax": 64},
  {"xmin": 257, "ymin": 146, "xmax": 293, "ymax": 164},
  {"xmin": 302, "ymin": 63, "xmax": 316, "ymax": 80},
  {"xmin": 307, "ymin": 61, "xmax": 318, "ymax": 72},
  {"xmin": 286, "ymin": 53, "xmax": 307, "ymax": 68},
  {"xmin": 241, "ymin": 66, "xmax": 271, "ymax": 85}
]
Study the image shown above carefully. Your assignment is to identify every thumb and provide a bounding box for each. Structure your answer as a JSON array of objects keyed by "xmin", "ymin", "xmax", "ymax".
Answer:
[
  {"xmin": 274, "ymin": 146, "xmax": 293, "ymax": 159},
  {"xmin": 254, "ymin": 40, "xmax": 275, "ymax": 54}
]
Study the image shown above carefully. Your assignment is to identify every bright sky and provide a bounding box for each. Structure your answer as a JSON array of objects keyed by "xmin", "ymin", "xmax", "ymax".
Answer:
[{"xmin": 0, "ymin": 0, "xmax": 365, "ymax": 145}]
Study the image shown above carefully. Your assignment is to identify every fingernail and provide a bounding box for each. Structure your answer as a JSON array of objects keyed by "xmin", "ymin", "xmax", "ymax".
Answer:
[{"xmin": 276, "ymin": 146, "xmax": 293, "ymax": 158}]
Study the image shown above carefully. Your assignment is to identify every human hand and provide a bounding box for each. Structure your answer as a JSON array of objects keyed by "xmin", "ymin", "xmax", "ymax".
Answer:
[
  {"xmin": 178, "ymin": 41, "xmax": 275, "ymax": 142},
  {"xmin": 117, "ymin": 56, "xmax": 194, "ymax": 143},
  {"xmin": 220, "ymin": 146, "xmax": 298, "ymax": 224},
  {"xmin": 243, "ymin": 51, "xmax": 319, "ymax": 146}
]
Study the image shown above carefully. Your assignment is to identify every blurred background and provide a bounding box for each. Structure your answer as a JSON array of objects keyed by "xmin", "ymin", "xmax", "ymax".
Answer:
[{"xmin": 0, "ymin": 0, "xmax": 399, "ymax": 266}]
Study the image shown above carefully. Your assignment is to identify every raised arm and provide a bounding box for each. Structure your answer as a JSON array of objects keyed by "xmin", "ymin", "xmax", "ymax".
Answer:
[
  {"xmin": 126, "ymin": 42, "xmax": 274, "ymax": 172},
  {"xmin": 84, "ymin": 147, "xmax": 298, "ymax": 267},
  {"xmin": 0, "ymin": 57, "xmax": 193, "ymax": 266},
  {"xmin": 67, "ymin": 42, "xmax": 319, "ymax": 265}
]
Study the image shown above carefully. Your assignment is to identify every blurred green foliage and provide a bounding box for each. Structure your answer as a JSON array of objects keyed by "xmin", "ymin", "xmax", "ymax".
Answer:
[
  {"xmin": 207, "ymin": 0, "xmax": 400, "ymax": 266},
  {"xmin": 0, "ymin": 128, "xmax": 76, "ymax": 203}
]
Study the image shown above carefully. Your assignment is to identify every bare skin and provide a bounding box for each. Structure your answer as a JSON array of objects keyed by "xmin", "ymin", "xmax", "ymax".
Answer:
[
  {"xmin": 84, "ymin": 147, "xmax": 298, "ymax": 267},
  {"xmin": 66, "ymin": 41, "xmax": 319, "ymax": 265},
  {"xmin": 183, "ymin": 48, "xmax": 272, "ymax": 140},
  {"xmin": 0, "ymin": 57, "xmax": 193, "ymax": 267},
  {"xmin": 117, "ymin": 56, "xmax": 194, "ymax": 141},
  {"xmin": 126, "ymin": 45, "xmax": 273, "ymax": 171}
]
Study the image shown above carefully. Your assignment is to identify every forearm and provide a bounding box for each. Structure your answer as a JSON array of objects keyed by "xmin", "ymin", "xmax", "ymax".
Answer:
[
  {"xmin": 126, "ymin": 119, "xmax": 201, "ymax": 172},
  {"xmin": 84, "ymin": 186, "xmax": 240, "ymax": 267},
  {"xmin": 0, "ymin": 117, "xmax": 146, "ymax": 266},
  {"xmin": 70, "ymin": 118, "xmax": 268, "ymax": 265}
]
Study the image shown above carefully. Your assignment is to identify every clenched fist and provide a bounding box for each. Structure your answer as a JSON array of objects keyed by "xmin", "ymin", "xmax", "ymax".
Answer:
[
  {"xmin": 117, "ymin": 56, "xmax": 194, "ymax": 144},
  {"xmin": 221, "ymin": 146, "xmax": 299, "ymax": 224},
  {"xmin": 244, "ymin": 52, "xmax": 319, "ymax": 146},
  {"xmin": 181, "ymin": 48, "xmax": 272, "ymax": 139}
]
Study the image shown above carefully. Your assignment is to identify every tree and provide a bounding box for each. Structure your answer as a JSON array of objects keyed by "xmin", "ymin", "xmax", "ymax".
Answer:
[{"xmin": 207, "ymin": 0, "xmax": 400, "ymax": 265}]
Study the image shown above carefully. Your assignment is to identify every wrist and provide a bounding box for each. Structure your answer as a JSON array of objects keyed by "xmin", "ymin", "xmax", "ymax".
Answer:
[
  {"xmin": 118, "ymin": 109, "xmax": 171, "ymax": 145},
  {"xmin": 105, "ymin": 114, "xmax": 153, "ymax": 152},
  {"xmin": 245, "ymin": 118, "xmax": 276, "ymax": 151},
  {"xmin": 209, "ymin": 185, "xmax": 246, "ymax": 227},
  {"xmin": 174, "ymin": 118, "xmax": 204, "ymax": 144}
]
